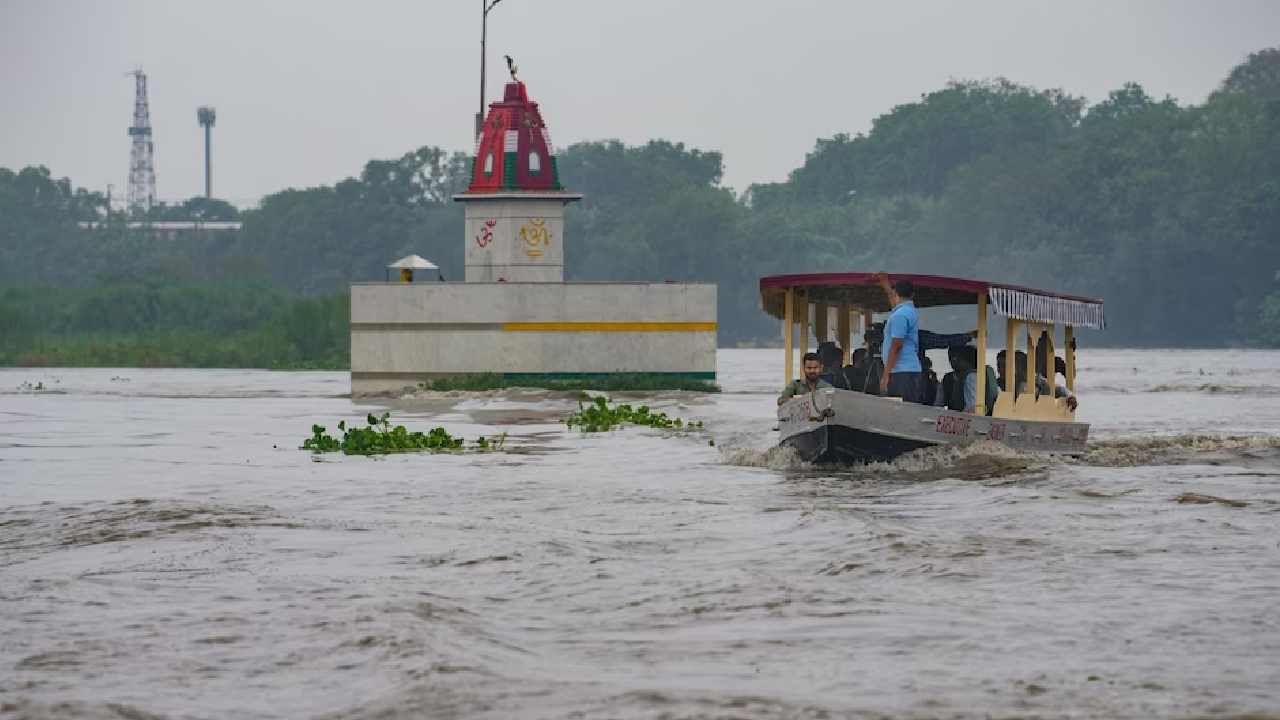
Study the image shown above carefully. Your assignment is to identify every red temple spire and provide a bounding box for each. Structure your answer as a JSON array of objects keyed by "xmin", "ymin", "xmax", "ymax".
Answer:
[{"xmin": 467, "ymin": 81, "xmax": 564, "ymax": 193}]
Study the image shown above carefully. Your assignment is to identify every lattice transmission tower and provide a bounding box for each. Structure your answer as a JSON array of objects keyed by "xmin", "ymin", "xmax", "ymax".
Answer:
[{"xmin": 126, "ymin": 69, "xmax": 156, "ymax": 212}]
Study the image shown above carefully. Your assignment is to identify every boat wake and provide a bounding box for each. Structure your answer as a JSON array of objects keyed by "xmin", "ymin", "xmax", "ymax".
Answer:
[
  {"xmin": 851, "ymin": 440, "xmax": 1047, "ymax": 481},
  {"xmin": 718, "ymin": 443, "xmax": 808, "ymax": 470},
  {"xmin": 719, "ymin": 433, "xmax": 1280, "ymax": 479},
  {"xmin": 719, "ymin": 439, "xmax": 1048, "ymax": 481}
]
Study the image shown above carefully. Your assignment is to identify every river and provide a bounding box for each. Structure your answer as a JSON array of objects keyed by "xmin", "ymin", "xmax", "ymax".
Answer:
[{"xmin": 2, "ymin": 349, "xmax": 1279, "ymax": 719}]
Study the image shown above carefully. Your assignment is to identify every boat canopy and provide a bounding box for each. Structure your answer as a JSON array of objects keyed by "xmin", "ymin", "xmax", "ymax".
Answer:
[{"xmin": 760, "ymin": 272, "xmax": 1105, "ymax": 330}]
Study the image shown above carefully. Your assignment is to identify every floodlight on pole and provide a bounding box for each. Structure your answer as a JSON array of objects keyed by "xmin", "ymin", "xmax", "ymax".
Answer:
[
  {"xmin": 476, "ymin": 0, "xmax": 503, "ymax": 140},
  {"xmin": 197, "ymin": 106, "xmax": 217, "ymax": 199}
]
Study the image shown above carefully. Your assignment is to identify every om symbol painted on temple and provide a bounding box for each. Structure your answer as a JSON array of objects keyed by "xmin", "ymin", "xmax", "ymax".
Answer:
[
  {"xmin": 519, "ymin": 218, "xmax": 551, "ymax": 258},
  {"xmin": 475, "ymin": 218, "xmax": 497, "ymax": 248}
]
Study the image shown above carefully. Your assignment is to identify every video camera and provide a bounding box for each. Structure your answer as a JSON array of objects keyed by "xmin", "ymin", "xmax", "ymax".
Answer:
[{"xmin": 863, "ymin": 322, "xmax": 886, "ymax": 357}]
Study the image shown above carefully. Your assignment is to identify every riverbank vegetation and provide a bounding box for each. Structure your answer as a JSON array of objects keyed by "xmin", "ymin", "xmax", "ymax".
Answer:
[
  {"xmin": 4, "ymin": 47, "xmax": 1280, "ymax": 363},
  {"xmin": 0, "ymin": 285, "xmax": 347, "ymax": 368}
]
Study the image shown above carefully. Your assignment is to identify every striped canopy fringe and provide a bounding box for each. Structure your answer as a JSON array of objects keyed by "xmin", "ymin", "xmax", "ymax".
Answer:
[{"xmin": 988, "ymin": 286, "xmax": 1105, "ymax": 330}]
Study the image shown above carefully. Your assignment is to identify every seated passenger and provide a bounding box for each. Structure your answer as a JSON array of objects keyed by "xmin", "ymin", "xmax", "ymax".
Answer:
[
  {"xmin": 916, "ymin": 328, "xmax": 975, "ymax": 381},
  {"xmin": 952, "ymin": 346, "xmax": 998, "ymax": 415},
  {"xmin": 995, "ymin": 350, "xmax": 1029, "ymax": 392},
  {"xmin": 938, "ymin": 346, "xmax": 967, "ymax": 410},
  {"xmin": 778, "ymin": 352, "xmax": 832, "ymax": 406},
  {"xmin": 1035, "ymin": 350, "xmax": 1078, "ymax": 411},
  {"xmin": 996, "ymin": 349, "xmax": 1076, "ymax": 411},
  {"xmin": 920, "ymin": 356, "xmax": 939, "ymax": 406},
  {"xmin": 816, "ymin": 341, "xmax": 844, "ymax": 387},
  {"xmin": 844, "ymin": 340, "xmax": 885, "ymax": 392}
]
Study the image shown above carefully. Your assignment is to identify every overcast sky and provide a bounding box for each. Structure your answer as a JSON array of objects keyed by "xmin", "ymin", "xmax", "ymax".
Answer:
[{"xmin": 3, "ymin": 1, "xmax": 1278, "ymax": 205}]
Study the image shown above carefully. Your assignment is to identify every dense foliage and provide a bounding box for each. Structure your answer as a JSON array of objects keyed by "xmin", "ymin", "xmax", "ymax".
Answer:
[{"xmin": 4, "ymin": 48, "xmax": 1280, "ymax": 359}]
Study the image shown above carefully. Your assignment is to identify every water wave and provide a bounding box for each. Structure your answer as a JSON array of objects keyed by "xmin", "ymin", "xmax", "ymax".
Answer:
[
  {"xmin": 1083, "ymin": 383, "xmax": 1280, "ymax": 395},
  {"xmin": 1147, "ymin": 383, "xmax": 1280, "ymax": 395},
  {"xmin": 1083, "ymin": 434, "xmax": 1280, "ymax": 467},
  {"xmin": 0, "ymin": 499, "xmax": 301, "ymax": 559},
  {"xmin": 718, "ymin": 443, "xmax": 808, "ymax": 470}
]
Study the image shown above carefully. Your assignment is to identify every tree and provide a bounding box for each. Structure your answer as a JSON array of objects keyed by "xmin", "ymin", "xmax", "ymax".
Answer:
[{"xmin": 1215, "ymin": 46, "xmax": 1280, "ymax": 102}]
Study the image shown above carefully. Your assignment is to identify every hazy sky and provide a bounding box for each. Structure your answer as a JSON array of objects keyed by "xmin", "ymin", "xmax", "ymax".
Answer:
[{"xmin": 3, "ymin": 1, "xmax": 1278, "ymax": 205}]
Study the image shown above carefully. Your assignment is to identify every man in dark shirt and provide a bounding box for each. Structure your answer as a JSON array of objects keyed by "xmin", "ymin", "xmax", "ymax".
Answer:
[{"xmin": 778, "ymin": 352, "xmax": 832, "ymax": 405}]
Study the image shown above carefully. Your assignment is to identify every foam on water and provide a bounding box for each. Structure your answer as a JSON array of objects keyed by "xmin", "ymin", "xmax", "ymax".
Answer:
[
  {"xmin": 720, "ymin": 438, "xmax": 1051, "ymax": 483},
  {"xmin": 718, "ymin": 442, "xmax": 808, "ymax": 470}
]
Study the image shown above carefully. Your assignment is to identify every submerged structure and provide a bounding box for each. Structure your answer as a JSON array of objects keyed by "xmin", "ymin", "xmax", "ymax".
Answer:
[{"xmin": 349, "ymin": 76, "xmax": 717, "ymax": 395}]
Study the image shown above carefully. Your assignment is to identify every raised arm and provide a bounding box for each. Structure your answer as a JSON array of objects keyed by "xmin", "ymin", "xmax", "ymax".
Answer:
[{"xmin": 875, "ymin": 272, "xmax": 898, "ymax": 307}]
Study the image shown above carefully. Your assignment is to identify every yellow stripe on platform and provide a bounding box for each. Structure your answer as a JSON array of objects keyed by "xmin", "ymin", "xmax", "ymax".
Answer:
[{"xmin": 502, "ymin": 322, "xmax": 717, "ymax": 333}]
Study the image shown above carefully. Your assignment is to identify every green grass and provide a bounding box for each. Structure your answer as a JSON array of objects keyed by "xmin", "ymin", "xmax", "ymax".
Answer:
[
  {"xmin": 3, "ymin": 331, "xmax": 346, "ymax": 369},
  {"xmin": 0, "ymin": 284, "xmax": 349, "ymax": 369},
  {"xmin": 417, "ymin": 373, "xmax": 720, "ymax": 393}
]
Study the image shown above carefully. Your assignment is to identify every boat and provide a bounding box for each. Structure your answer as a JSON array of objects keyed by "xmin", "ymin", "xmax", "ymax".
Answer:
[{"xmin": 760, "ymin": 272, "xmax": 1106, "ymax": 463}]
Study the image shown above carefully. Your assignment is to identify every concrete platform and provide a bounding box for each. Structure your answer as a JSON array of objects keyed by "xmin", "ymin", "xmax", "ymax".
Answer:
[{"xmin": 350, "ymin": 282, "xmax": 716, "ymax": 395}]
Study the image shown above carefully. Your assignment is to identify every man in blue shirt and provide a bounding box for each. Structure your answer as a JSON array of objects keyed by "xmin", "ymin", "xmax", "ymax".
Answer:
[{"xmin": 876, "ymin": 273, "xmax": 923, "ymax": 403}]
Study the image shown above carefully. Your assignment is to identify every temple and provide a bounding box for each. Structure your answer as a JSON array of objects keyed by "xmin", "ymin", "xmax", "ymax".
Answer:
[
  {"xmin": 348, "ymin": 77, "xmax": 717, "ymax": 394},
  {"xmin": 456, "ymin": 80, "xmax": 581, "ymax": 283},
  {"xmin": 467, "ymin": 81, "xmax": 564, "ymax": 194}
]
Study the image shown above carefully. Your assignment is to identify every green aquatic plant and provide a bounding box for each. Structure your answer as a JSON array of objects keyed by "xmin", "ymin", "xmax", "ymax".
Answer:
[
  {"xmin": 302, "ymin": 412, "xmax": 504, "ymax": 456},
  {"xmin": 566, "ymin": 396, "xmax": 705, "ymax": 433}
]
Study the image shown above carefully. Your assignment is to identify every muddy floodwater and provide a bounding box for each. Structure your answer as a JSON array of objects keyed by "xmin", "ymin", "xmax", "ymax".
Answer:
[{"xmin": 3, "ymin": 349, "xmax": 1280, "ymax": 719}]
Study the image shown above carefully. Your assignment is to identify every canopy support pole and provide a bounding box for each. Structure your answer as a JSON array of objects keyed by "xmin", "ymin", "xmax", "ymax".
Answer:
[
  {"xmin": 798, "ymin": 296, "xmax": 810, "ymax": 363},
  {"xmin": 1005, "ymin": 318, "xmax": 1020, "ymax": 399},
  {"xmin": 1065, "ymin": 325, "xmax": 1075, "ymax": 393},
  {"xmin": 814, "ymin": 302, "xmax": 828, "ymax": 344},
  {"xmin": 1027, "ymin": 326, "xmax": 1039, "ymax": 399},
  {"xmin": 838, "ymin": 304, "xmax": 851, "ymax": 366},
  {"xmin": 783, "ymin": 289, "xmax": 794, "ymax": 385},
  {"xmin": 975, "ymin": 292, "xmax": 988, "ymax": 416}
]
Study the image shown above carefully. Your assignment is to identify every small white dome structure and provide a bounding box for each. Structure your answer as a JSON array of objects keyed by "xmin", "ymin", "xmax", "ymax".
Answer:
[{"xmin": 386, "ymin": 254, "xmax": 441, "ymax": 282}]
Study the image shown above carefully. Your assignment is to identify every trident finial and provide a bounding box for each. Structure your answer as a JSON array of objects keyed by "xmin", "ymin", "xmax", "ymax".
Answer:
[{"xmin": 504, "ymin": 54, "xmax": 518, "ymax": 82}]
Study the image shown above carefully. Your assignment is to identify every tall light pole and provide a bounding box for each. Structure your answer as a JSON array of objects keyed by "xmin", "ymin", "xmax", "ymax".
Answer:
[
  {"xmin": 197, "ymin": 106, "xmax": 216, "ymax": 199},
  {"xmin": 476, "ymin": 0, "xmax": 503, "ymax": 139}
]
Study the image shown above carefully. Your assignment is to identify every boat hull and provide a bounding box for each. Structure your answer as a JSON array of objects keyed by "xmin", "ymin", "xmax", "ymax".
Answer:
[
  {"xmin": 782, "ymin": 423, "xmax": 934, "ymax": 464},
  {"xmin": 778, "ymin": 388, "xmax": 1089, "ymax": 464}
]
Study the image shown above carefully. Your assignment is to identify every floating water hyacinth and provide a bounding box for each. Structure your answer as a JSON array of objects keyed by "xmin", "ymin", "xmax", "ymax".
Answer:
[
  {"xmin": 566, "ymin": 396, "xmax": 705, "ymax": 433},
  {"xmin": 302, "ymin": 412, "xmax": 504, "ymax": 456}
]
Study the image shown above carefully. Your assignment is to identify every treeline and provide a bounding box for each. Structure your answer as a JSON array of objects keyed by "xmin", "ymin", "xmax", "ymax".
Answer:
[
  {"xmin": 0, "ymin": 284, "xmax": 347, "ymax": 368},
  {"xmin": 3, "ymin": 47, "xmax": 1280, "ymax": 363}
]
